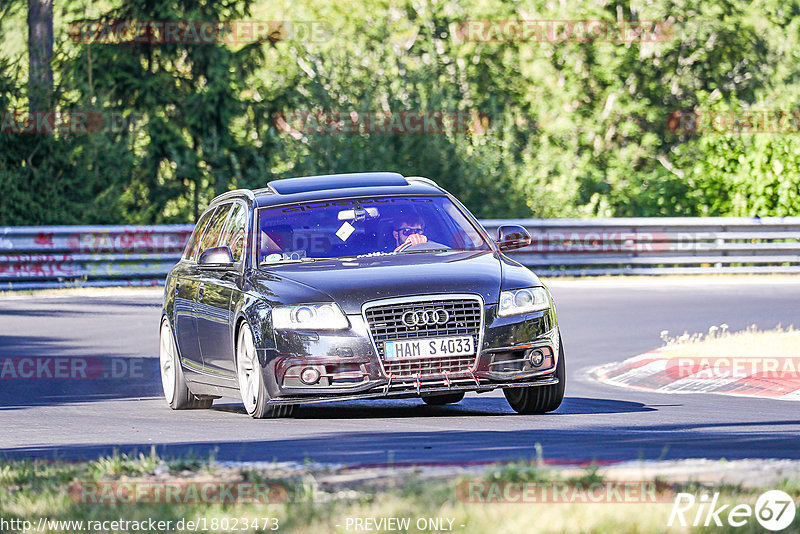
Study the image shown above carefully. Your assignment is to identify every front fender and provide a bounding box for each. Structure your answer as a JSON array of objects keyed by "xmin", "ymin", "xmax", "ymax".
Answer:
[{"xmin": 235, "ymin": 292, "xmax": 278, "ymax": 366}]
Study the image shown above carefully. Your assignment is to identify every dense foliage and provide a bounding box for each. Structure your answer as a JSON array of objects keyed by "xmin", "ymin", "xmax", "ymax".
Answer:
[{"xmin": 1, "ymin": 0, "xmax": 799, "ymax": 225}]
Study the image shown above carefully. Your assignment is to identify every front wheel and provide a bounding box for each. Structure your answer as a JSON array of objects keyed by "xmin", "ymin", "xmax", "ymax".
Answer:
[
  {"xmin": 236, "ymin": 323, "xmax": 296, "ymax": 419},
  {"xmin": 503, "ymin": 336, "xmax": 565, "ymax": 414},
  {"xmin": 159, "ymin": 318, "xmax": 212, "ymax": 410}
]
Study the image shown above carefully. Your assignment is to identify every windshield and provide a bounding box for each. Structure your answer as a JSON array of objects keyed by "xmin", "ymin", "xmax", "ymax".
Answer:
[{"xmin": 257, "ymin": 195, "xmax": 490, "ymax": 264}]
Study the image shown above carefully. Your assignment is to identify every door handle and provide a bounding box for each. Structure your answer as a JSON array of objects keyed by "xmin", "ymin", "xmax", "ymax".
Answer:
[{"xmin": 197, "ymin": 283, "xmax": 205, "ymax": 300}]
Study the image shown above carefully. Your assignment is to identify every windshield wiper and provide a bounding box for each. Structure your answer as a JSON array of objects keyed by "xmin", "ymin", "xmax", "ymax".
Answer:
[
  {"xmin": 398, "ymin": 248, "xmax": 451, "ymax": 254},
  {"xmin": 259, "ymin": 257, "xmax": 319, "ymax": 267}
]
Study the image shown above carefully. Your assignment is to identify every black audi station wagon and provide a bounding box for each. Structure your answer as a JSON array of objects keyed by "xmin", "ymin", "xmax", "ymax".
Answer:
[{"xmin": 159, "ymin": 172, "xmax": 565, "ymax": 418}]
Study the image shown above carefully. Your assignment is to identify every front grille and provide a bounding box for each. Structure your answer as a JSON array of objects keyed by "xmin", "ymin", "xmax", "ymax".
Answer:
[
  {"xmin": 383, "ymin": 355, "xmax": 478, "ymax": 378},
  {"xmin": 363, "ymin": 296, "xmax": 483, "ymax": 378}
]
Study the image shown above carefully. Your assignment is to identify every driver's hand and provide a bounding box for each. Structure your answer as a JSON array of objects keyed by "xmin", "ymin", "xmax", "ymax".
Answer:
[{"xmin": 394, "ymin": 233, "xmax": 427, "ymax": 252}]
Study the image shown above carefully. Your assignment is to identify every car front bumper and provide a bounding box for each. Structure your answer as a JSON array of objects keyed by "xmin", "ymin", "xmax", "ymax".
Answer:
[
  {"xmin": 262, "ymin": 303, "xmax": 561, "ymax": 403},
  {"xmin": 267, "ymin": 374, "xmax": 560, "ymax": 405}
]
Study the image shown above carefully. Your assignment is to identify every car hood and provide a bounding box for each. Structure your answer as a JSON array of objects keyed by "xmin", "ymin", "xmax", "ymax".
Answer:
[{"xmin": 253, "ymin": 251, "xmax": 539, "ymax": 314}]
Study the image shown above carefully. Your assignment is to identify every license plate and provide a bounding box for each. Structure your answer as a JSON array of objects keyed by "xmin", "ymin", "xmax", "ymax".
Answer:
[{"xmin": 384, "ymin": 336, "xmax": 474, "ymax": 361}]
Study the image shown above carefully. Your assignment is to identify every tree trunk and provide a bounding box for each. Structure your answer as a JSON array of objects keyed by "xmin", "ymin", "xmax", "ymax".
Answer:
[{"xmin": 28, "ymin": 0, "xmax": 53, "ymax": 111}]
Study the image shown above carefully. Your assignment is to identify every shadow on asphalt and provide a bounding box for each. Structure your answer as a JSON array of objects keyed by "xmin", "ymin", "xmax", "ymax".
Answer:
[
  {"xmin": 277, "ymin": 396, "xmax": 655, "ymax": 418},
  {"xmin": 4, "ymin": 419, "xmax": 800, "ymax": 464},
  {"xmin": 0, "ymin": 308, "xmax": 98, "ymax": 317},
  {"xmin": 0, "ymin": 295, "xmax": 163, "ymax": 407},
  {"xmin": 0, "ymin": 335, "xmax": 162, "ymax": 407},
  {"xmin": 0, "ymin": 334, "xmax": 91, "ymax": 357}
]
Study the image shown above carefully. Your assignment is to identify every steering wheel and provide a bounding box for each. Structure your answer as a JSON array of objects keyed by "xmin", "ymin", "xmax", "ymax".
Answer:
[{"xmin": 400, "ymin": 240, "xmax": 451, "ymax": 252}]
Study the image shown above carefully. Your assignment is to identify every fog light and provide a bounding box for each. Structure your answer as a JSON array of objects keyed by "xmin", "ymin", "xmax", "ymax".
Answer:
[
  {"xmin": 299, "ymin": 367, "xmax": 321, "ymax": 385},
  {"xmin": 528, "ymin": 349, "xmax": 545, "ymax": 367}
]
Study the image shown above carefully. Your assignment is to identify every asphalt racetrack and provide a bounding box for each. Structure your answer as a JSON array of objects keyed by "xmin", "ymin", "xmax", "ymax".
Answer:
[{"xmin": 1, "ymin": 278, "xmax": 799, "ymax": 466}]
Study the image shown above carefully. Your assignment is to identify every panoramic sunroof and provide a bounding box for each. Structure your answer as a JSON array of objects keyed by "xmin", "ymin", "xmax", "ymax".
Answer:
[{"xmin": 268, "ymin": 172, "xmax": 409, "ymax": 195}]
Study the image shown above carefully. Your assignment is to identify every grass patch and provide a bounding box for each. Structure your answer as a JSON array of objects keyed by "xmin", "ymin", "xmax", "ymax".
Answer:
[
  {"xmin": 661, "ymin": 324, "xmax": 800, "ymax": 358},
  {"xmin": 658, "ymin": 325, "xmax": 799, "ymax": 359},
  {"xmin": 2, "ymin": 453, "xmax": 799, "ymax": 533}
]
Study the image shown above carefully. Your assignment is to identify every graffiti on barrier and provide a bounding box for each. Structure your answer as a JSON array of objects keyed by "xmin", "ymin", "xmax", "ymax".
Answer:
[
  {"xmin": 66, "ymin": 230, "xmax": 191, "ymax": 253},
  {"xmin": 0, "ymin": 255, "xmax": 79, "ymax": 277}
]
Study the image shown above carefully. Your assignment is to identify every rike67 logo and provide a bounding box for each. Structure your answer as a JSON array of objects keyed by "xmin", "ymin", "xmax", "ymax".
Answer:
[{"xmin": 668, "ymin": 490, "xmax": 796, "ymax": 531}]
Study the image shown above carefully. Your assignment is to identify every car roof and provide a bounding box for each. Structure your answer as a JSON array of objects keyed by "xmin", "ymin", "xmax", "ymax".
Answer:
[
  {"xmin": 268, "ymin": 172, "xmax": 409, "ymax": 194},
  {"xmin": 210, "ymin": 172, "xmax": 446, "ymax": 209}
]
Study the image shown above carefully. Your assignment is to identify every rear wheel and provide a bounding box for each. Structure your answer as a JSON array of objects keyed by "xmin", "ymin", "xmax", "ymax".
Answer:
[
  {"xmin": 236, "ymin": 323, "xmax": 296, "ymax": 419},
  {"xmin": 503, "ymin": 336, "xmax": 565, "ymax": 414},
  {"xmin": 422, "ymin": 392, "xmax": 465, "ymax": 405},
  {"xmin": 159, "ymin": 318, "xmax": 212, "ymax": 410}
]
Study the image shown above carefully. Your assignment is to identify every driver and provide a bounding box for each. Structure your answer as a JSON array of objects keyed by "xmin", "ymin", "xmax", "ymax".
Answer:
[{"xmin": 392, "ymin": 213, "xmax": 428, "ymax": 252}]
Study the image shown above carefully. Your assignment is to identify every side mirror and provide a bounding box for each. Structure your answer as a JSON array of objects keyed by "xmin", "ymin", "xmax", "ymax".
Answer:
[
  {"xmin": 198, "ymin": 246, "xmax": 235, "ymax": 268},
  {"xmin": 496, "ymin": 225, "xmax": 531, "ymax": 252}
]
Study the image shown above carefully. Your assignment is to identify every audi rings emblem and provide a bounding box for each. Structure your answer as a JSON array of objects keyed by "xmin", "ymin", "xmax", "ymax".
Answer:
[{"xmin": 402, "ymin": 309, "xmax": 450, "ymax": 327}]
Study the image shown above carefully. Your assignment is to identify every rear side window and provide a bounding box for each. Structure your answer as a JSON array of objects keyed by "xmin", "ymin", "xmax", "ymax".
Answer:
[
  {"xmin": 183, "ymin": 208, "xmax": 216, "ymax": 261},
  {"xmin": 197, "ymin": 204, "xmax": 232, "ymax": 259},
  {"xmin": 220, "ymin": 203, "xmax": 248, "ymax": 262}
]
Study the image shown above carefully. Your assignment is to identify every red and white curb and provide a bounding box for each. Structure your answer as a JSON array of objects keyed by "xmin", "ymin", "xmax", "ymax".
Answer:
[{"xmin": 593, "ymin": 348, "xmax": 800, "ymax": 401}]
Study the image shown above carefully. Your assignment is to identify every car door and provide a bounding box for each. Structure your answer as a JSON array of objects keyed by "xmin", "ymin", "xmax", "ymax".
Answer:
[
  {"xmin": 194, "ymin": 202, "xmax": 239, "ymax": 384},
  {"xmin": 173, "ymin": 207, "xmax": 217, "ymax": 372},
  {"xmin": 199, "ymin": 201, "xmax": 250, "ymax": 382}
]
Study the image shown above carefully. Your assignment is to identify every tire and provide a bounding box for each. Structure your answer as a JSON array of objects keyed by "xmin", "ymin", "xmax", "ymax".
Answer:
[
  {"xmin": 503, "ymin": 336, "xmax": 566, "ymax": 414},
  {"xmin": 422, "ymin": 392, "xmax": 465, "ymax": 405},
  {"xmin": 159, "ymin": 318, "xmax": 213, "ymax": 410},
  {"xmin": 236, "ymin": 322, "xmax": 296, "ymax": 419}
]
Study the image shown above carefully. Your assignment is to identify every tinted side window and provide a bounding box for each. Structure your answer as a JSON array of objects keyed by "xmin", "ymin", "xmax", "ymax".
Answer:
[
  {"xmin": 183, "ymin": 208, "xmax": 216, "ymax": 261},
  {"xmin": 197, "ymin": 204, "xmax": 232, "ymax": 258},
  {"xmin": 220, "ymin": 203, "xmax": 248, "ymax": 262}
]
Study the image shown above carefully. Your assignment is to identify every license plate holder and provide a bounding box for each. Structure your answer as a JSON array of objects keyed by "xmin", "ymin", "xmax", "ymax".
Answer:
[{"xmin": 384, "ymin": 336, "xmax": 474, "ymax": 361}]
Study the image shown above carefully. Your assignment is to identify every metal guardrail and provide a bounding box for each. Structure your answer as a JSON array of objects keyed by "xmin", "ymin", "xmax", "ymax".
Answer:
[
  {"xmin": 481, "ymin": 217, "xmax": 800, "ymax": 275},
  {"xmin": 0, "ymin": 225, "xmax": 193, "ymax": 290},
  {"xmin": 1, "ymin": 218, "xmax": 798, "ymax": 289}
]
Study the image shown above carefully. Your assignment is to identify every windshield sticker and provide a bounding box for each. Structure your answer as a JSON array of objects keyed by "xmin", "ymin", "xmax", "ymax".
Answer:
[
  {"xmin": 336, "ymin": 221, "xmax": 355, "ymax": 242},
  {"xmin": 264, "ymin": 253, "xmax": 282, "ymax": 263}
]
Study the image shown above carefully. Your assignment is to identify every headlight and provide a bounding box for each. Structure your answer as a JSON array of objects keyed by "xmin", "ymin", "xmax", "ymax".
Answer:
[
  {"xmin": 497, "ymin": 287, "xmax": 550, "ymax": 317},
  {"xmin": 272, "ymin": 303, "xmax": 350, "ymax": 330}
]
